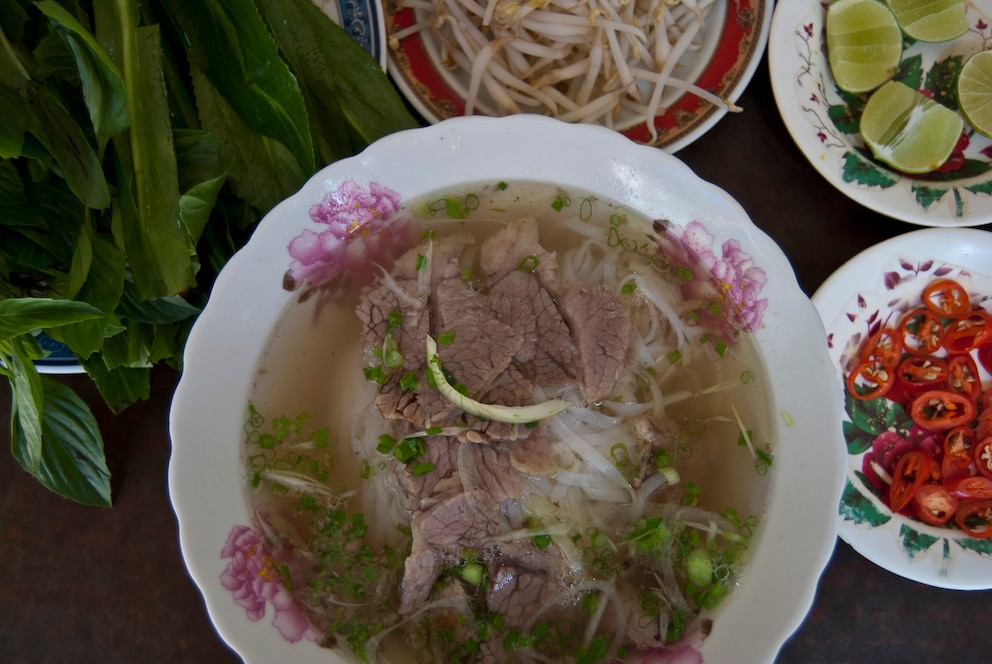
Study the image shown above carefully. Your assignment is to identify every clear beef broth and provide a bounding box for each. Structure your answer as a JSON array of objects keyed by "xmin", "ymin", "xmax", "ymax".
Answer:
[{"xmin": 247, "ymin": 182, "xmax": 773, "ymax": 662}]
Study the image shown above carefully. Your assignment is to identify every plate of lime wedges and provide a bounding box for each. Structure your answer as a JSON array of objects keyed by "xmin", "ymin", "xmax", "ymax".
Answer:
[{"xmin": 769, "ymin": 0, "xmax": 992, "ymax": 227}]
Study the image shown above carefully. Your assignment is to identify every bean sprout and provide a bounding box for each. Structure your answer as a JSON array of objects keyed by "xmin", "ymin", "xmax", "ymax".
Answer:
[{"xmin": 391, "ymin": 0, "xmax": 739, "ymax": 139}]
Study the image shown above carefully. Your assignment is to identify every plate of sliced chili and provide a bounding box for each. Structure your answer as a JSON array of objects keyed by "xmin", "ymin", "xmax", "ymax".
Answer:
[{"xmin": 813, "ymin": 227, "xmax": 992, "ymax": 590}]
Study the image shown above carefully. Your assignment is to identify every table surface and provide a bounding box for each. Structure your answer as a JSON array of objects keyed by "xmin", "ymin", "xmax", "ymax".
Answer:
[{"xmin": 3, "ymin": 51, "xmax": 992, "ymax": 664}]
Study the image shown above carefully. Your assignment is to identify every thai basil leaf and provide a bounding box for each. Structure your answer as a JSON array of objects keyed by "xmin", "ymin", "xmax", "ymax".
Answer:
[
  {"xmin": 24, "ymin": 82, "xmax": 110, "ymax": 209},
  {"xmin": 0, "ymin": 297, "xmax": 103, "ymax": 340},
  {"xmin": 97, "ymin": 0, "xmax": 195, "ymax": 299},
  {"xmin": 189, "ymin": 64, "xmax": 306, "ymax": 216},
  {"xmin": 254, "ymin": 0, "xmax": 418, "ymax": 163},
  {"xmin": 158, "ymin": 0, "xmax": 314, "ymax": 175},
  {"xmin": 0, "ymin": 83, "xmax": 25, "ymax": 157},
  {"xmin": 0, "ymin": 2, "xmax": 30, "ymax": 90},
  {"xmin": 36, "ymin": 0, "xmax": 130, "ymax": 151},
  {"xmin": 5, "ymin": 335, "xmax": 44, "ymax": 472},
  {"xmin": 117, "ymin": 278, "xmax": 199, "ymax": 325},
  {"xmin": 58, "ymin": 223, "xmax": 126, "ymax": 359},
  {"xmin": 79, "ymin": 352, "xmax": 149, "ymax": 412},
  {"xmin": 10, "ymin": 374, "xmax": 111, "ymax": 506}
]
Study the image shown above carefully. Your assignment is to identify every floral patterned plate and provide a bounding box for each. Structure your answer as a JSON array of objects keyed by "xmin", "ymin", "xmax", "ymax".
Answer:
[
  {"xmin": 384, "ymin": 0, "xmax": 772, "ymax": 152},
  {"xmin": 769, "ymin": 0, "xmax": 992, "ymax": 227},
  {"xmin": 169, "ymin": 115, "xmax": 843, "ymax": 663},
  {"xmin": 812, "ymin": 228, "xmax": 992, "ymax": 590}
]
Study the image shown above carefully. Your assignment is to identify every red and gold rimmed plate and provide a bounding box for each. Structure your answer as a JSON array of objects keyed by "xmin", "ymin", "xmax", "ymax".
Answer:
[{"xmin": 384, "ymin": 0, "xmax": 773, "ymax": 152}]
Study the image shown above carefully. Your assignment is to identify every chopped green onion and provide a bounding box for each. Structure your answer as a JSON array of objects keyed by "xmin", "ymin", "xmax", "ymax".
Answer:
[
  {"xmin": 621, "ymin": 281, "xmax": 638, "ymax": 294},
  {"xmin": 416, "ymin": 253, "xmax": 428, "ymax": 271},
  {"xmin": 461, "ymin": 561, "xmax": 485, "ymax": 586},
  {"xmin": 399, "ymin": 371, "xmax": 419, "ymax": 391},
  {"xmin": 551, "ymin": 194, "xmax": 569, "ymax": 211},
  {"xmin": 532, "ymin": 534, "xmax": 552, "ymax": 550},
  {"xmin": 686, "ymin": 547, "xmax": 712, "ymax": 586},
  {"xmin": 411, "ymin": 461, "xmax": 435, "ymax": 476},
  {"xmin": 437, "ymin": 332, "xmax": 456, "ymax": 345},
  {"xmin": 666, "ymin": 349, "xmax": 682, "ymax": 364},
  {"xmin": 714, "ymin": 339, "xmax": 729, "ymax": 357},
  {"xmin": 376, "ymin": 434, "xmax": 397, "ymax": 455},
  {"xmin": 363, "ymin": 365, "xmax": 387, "ymax": 383},
  {"xmin": 518, "ymin": 255, "xmax": 540, "ymax": 272},
  {"xmin": 313, "ymin": 428, "xmax": 330, "ymax": 449}
]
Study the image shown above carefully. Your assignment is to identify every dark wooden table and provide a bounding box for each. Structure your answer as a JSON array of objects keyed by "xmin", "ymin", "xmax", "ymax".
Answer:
[{"xmin": 2, "ymin": 55, "xmax": 992, "ymax": 664}]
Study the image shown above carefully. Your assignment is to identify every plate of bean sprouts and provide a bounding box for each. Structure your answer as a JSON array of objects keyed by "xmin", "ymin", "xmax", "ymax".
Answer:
[{"xmin": 384, "ymin": 0, "xmax": 773, "ymax": 152}]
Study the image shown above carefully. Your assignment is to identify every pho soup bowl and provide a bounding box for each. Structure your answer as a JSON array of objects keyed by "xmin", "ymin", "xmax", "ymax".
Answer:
[{"xmin": 169, "ymin": 115, "xmax": 844, "ymax": 664}]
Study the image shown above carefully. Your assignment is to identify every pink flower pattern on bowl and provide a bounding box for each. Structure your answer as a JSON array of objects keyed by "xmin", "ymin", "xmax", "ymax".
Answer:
[
  {"xmin": 220, "ymin": 524, "xmax": 318, "ymax": 644},
  {"xmin": 657, "ymin": 219, "xmax": 769, "ymax": 341},
  {"xmin": 285, "ymin": 180, "xmax": 411, "ymax": 291}
]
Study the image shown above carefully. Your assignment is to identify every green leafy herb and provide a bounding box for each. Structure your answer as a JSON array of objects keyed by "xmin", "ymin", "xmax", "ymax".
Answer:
[{"xmin": 1, "ymin": 0, "xmax": 417, "ymax": 505}]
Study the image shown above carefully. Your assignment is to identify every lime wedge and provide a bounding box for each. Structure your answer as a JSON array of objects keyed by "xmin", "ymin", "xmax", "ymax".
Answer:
[
  {"xmin": 887, "ymin": 0, "xmax": 968, "ymax": 43},
  {"xmin": 959, "ymin": 50, "xmax": 992, "ymax": 139},
  {"xmin": 860, "ymin": 80, "xmax": 964, "ymax": 174},
  {"xmin": 827, "ymin": 0, "xmax": 903, "ymax": 94}
]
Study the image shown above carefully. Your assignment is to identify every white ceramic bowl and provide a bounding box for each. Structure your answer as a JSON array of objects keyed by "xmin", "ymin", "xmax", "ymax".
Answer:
[{"xmin": 169, "ymin": 115, "xmax": 844, "ymax": 663}]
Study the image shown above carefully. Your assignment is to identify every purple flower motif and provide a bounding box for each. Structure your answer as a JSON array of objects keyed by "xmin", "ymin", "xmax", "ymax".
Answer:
[
  {"xmin": 286, "ymin": 180, "xmax": 411, "ymax": 291},
  {"xmin": 220, "ymin": 524, "xmax": 316, "ymax": 643},
  {"xmin": 658, "ymin": 220, "xmax": 769, "ymax": 341}
]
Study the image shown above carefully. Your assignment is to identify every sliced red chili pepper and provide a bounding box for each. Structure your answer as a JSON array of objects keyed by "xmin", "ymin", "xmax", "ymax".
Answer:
[
  {"xmin": 977, "ymin": 343, "xmax": 992, "ymax": 376},
  {"xmin": 953, "ymin": 499, "xmax": 992, "ymax": 538},
  {"xmin": 942, "ymin": 426, "xmax": 977, "ymax": 480},
  {"xmin": 909, "ymin": 389, "xmax": 978, "ymax": 432},
  {"xmin": 975, "ymin": 438, "xmax": 992, "ymax": 481},
  {"xmin": 893, "ymin": 355, "xmax": 948, "ymax": 400},
  {"xmin": 913, "ymin": 484, "xmax": 958, "ymax": 526},
  {"xmin": 946, "ymin": 353, "xmax": 981, "ymax": 402},
  {"xmin": 943, "ymin": 309, "xmax": 992, "ymax": 354},
  {"xmin": 889, "ymin": 450, "xmax": 933, "ymax": 513},
  {"xmin": 922, "ymin": 278, "xmax": 971, "ymax": 318},
  {"xmin": 977, "ymin": 410, "xmax": 992, "ymax": 440},
  {"xmin": 859, "ymin": 327, "xmax": 903, "ymax": 368},
  {"xmin": 846, "ymin": 358, "xmax": 895, "ymax": 401},
  {"xmin": 899, "ymin": 308, "xmax": 944, "ymax": 356},
  {"xmin": 945, "ymin": 475, "xmax": 992, "ymax": 500}
]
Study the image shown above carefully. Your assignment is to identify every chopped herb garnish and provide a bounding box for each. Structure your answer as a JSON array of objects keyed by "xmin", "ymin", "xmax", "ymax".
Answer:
[
  {"xmin": 376, "ymin": 434, "xmax": 397, "ymax": 455},
  {"xmin": 437, "ymin": 332, "xmax": 456, "ymax": 345},
  {"xmin": 714, "ymin": 339, "xmax": 729, "ymax": 357},
  {"xmin": 621, "ymin": 281, "xmax": 638, "ymax": 294},
  {"xmin": 416, "ymin": 253, "xmax": 428, "ymax": 271},
  {"xmin": 551, "ymin": 194, "xmax": 569, "ymax": 211},
  {"xmin": 363, "ymin": 365, "xmax": 387, "ymax": 384},
  {"xmin": 399, "ymin": 371, "xmax": 419, "ymax": 392},
  {"xmin": 518, "ymin": 254, "xmax": 540, "ymax": 272},
  {"xmin": 532, "ymin": 534, "xmax": 552, "ymax": 550},
  {"xmin": 411, "ymin": 461, "xmax": 435, "ymax": 476},
  {"xmin": 674, "ymin": 265, "xmax": 694, "ymax": 282},
  {"xmin": 667, "ymin": 349, "xmax": 682, "ymax": 364},
  {"xmin": 497, "ymin": 181, "xmax": 508, "ymax": 190},
  {"xmin": 314, "ymin": 428, "xmax": 330, "ymax": 449}
]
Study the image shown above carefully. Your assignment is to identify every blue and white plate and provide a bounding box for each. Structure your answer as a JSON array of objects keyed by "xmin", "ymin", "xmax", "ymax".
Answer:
[{"xmin": 314, "ymin": 0, "xmax": 387, "ymax": 70}]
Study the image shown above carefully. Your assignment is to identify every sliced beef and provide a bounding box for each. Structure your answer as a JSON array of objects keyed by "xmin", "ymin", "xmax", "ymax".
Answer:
[
  {"xmin": 457, "ymin": 441, "xmax": 530, "ymax": 502},
  {"xmin": 391, "ymin": 436, "xmax": 461, "ymax": 510},
  {"xmin": 561, "ymin": 286, "xmax": 633, "ymax": 403},
  {"xmin": 479, "ymin": 216, "xmax": 558, "ymax": 286},
  {"xmin": 485, "ymin": 539, "xmax": 573, "ymax": 630},
  {"xmin": 399, "ymin": 489, "xmax": 504, "ymax": 614},
  {"xmin": 434, "ymin": 252, "xmax": 523, "ymax": 396},
  {"xmin": 489, "ymin": 270, "xmax": 576, "ymax": 387}
]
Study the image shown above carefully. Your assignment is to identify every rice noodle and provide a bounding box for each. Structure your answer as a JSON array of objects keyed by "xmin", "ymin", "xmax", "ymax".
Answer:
[{"xmin": 391, "ymin": 0, "xmax": 736, "ymax": 141}]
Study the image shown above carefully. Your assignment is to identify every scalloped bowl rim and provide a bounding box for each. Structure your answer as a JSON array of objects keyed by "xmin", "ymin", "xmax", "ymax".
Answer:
[{"xmin": 168, "ymin": 115, "xmax": 843, "ymax": 663}]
